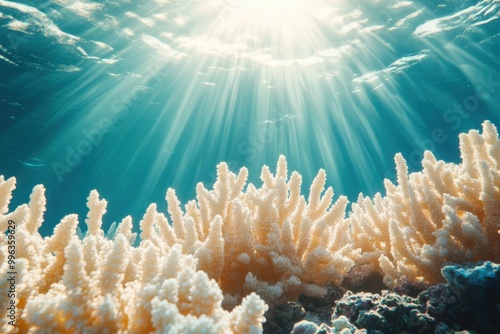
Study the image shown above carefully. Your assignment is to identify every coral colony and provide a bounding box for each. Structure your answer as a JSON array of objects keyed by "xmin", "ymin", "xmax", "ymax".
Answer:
[{"xmin": 1, "ymin": 121, "xmax": 499, "ymax": 333}]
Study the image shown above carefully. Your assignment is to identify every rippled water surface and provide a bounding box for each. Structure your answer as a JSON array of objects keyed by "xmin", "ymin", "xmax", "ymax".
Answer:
[{"xmin": 1, "ymin": 0, "xmax": 499, "ymax": 235}]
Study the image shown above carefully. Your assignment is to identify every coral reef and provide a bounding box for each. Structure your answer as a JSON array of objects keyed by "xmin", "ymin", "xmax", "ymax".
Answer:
[
  {"xmin": 347, "ymin": 120, "xmax": 500, "ymax": 286},
  {"xmin": 0, "ymin": 186, "xmax": 268, "ymax": 333},
  {"xmin": 136, "ymin": 120, "xmax": 499, "ymax": 304},
  {"xmin": 0, "ymin": 121, "xmax": 499, "ymax": 333},
  {"xmin": 166, "ymin": 157, "xmax": 358, "ymax": 306}
]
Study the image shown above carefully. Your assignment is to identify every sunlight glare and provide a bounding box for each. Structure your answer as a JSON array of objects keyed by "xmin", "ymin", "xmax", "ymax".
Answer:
[{"xmin": 208, "ymin": 0, "xmax": 338, "ymax": 59}]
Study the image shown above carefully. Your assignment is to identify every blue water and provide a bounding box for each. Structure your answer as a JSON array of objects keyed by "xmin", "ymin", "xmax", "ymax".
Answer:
[{"xmin": 1, "ymin": 0, "xmax": 499, "ymax": 236}]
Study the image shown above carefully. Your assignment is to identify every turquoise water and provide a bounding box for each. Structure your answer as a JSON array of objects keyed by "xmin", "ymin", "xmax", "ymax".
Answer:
[{"xmin": 1, "ymin": 0, "xmax": 499, "ymax": 236}]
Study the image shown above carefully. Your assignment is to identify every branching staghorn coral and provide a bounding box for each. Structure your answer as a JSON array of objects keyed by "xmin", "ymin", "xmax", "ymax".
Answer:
[
  {"xmin": 159, "ymin": 155, "xmax": 360, "ymax": 307},
  {"xmin": 347, "ymin": 120, "xmax": 500, "ymax": 286},
  {"xmin": 1, "ymin": 121, "xmax": 499, "ymax": 333},
  {"xmin": 0, "ymin": 183, "xmax": 267, "ymax": 333}
]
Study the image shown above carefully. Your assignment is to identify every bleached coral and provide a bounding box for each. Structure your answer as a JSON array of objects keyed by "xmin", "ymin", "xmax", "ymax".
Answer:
[
  {"xmin": 1, "ymin": 121, "xmax": 499, "ymax": 333},
  {"xmin": 0, "ymin": 184, "xmax": 267, "ymax": 333},
  {"xmin": 142, "ymin": 122, "xmax": 499, "ymax": 301},
  {"xmin": 157, "ymin": 156, "xmax": 360, "ymax": 306},
  {"xmin": 348, "ymin": 121, "xmax": 500, "ymax": 286}
]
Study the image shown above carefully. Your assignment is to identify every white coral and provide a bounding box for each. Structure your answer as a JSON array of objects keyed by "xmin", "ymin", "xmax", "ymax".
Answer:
[
  {"xmin": 348, "ymin": 121, "xmax": 500, "ymax": 285},
  {"xmin": 0, "ymin": 185, "xmax": 267, "ymax": 333}
]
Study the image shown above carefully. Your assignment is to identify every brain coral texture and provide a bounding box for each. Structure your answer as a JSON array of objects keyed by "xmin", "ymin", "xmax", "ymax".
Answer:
[{"xmin": 0, "ymin": 121, "xmax": 499, "ymax": 333}]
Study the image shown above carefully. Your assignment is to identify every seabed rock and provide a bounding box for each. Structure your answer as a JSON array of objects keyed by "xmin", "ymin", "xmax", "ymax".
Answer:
[
  {"xmin": 421, "ymin": 261, "xmax": 500, "ymax": 333},
  {"xmin": 264, "ymin": 302, "xmax": 307, "ymax": 334},
  {"xmin": 264, "ymin": 284, "xmax": 346, "ymax": 334},
  {"xmin": 333, "ymin": 290, "xmax": 435, "ymax": 334},
  {"xmin": 280, "ymin": 262, "xmax": 500, "ymax": 334}
]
